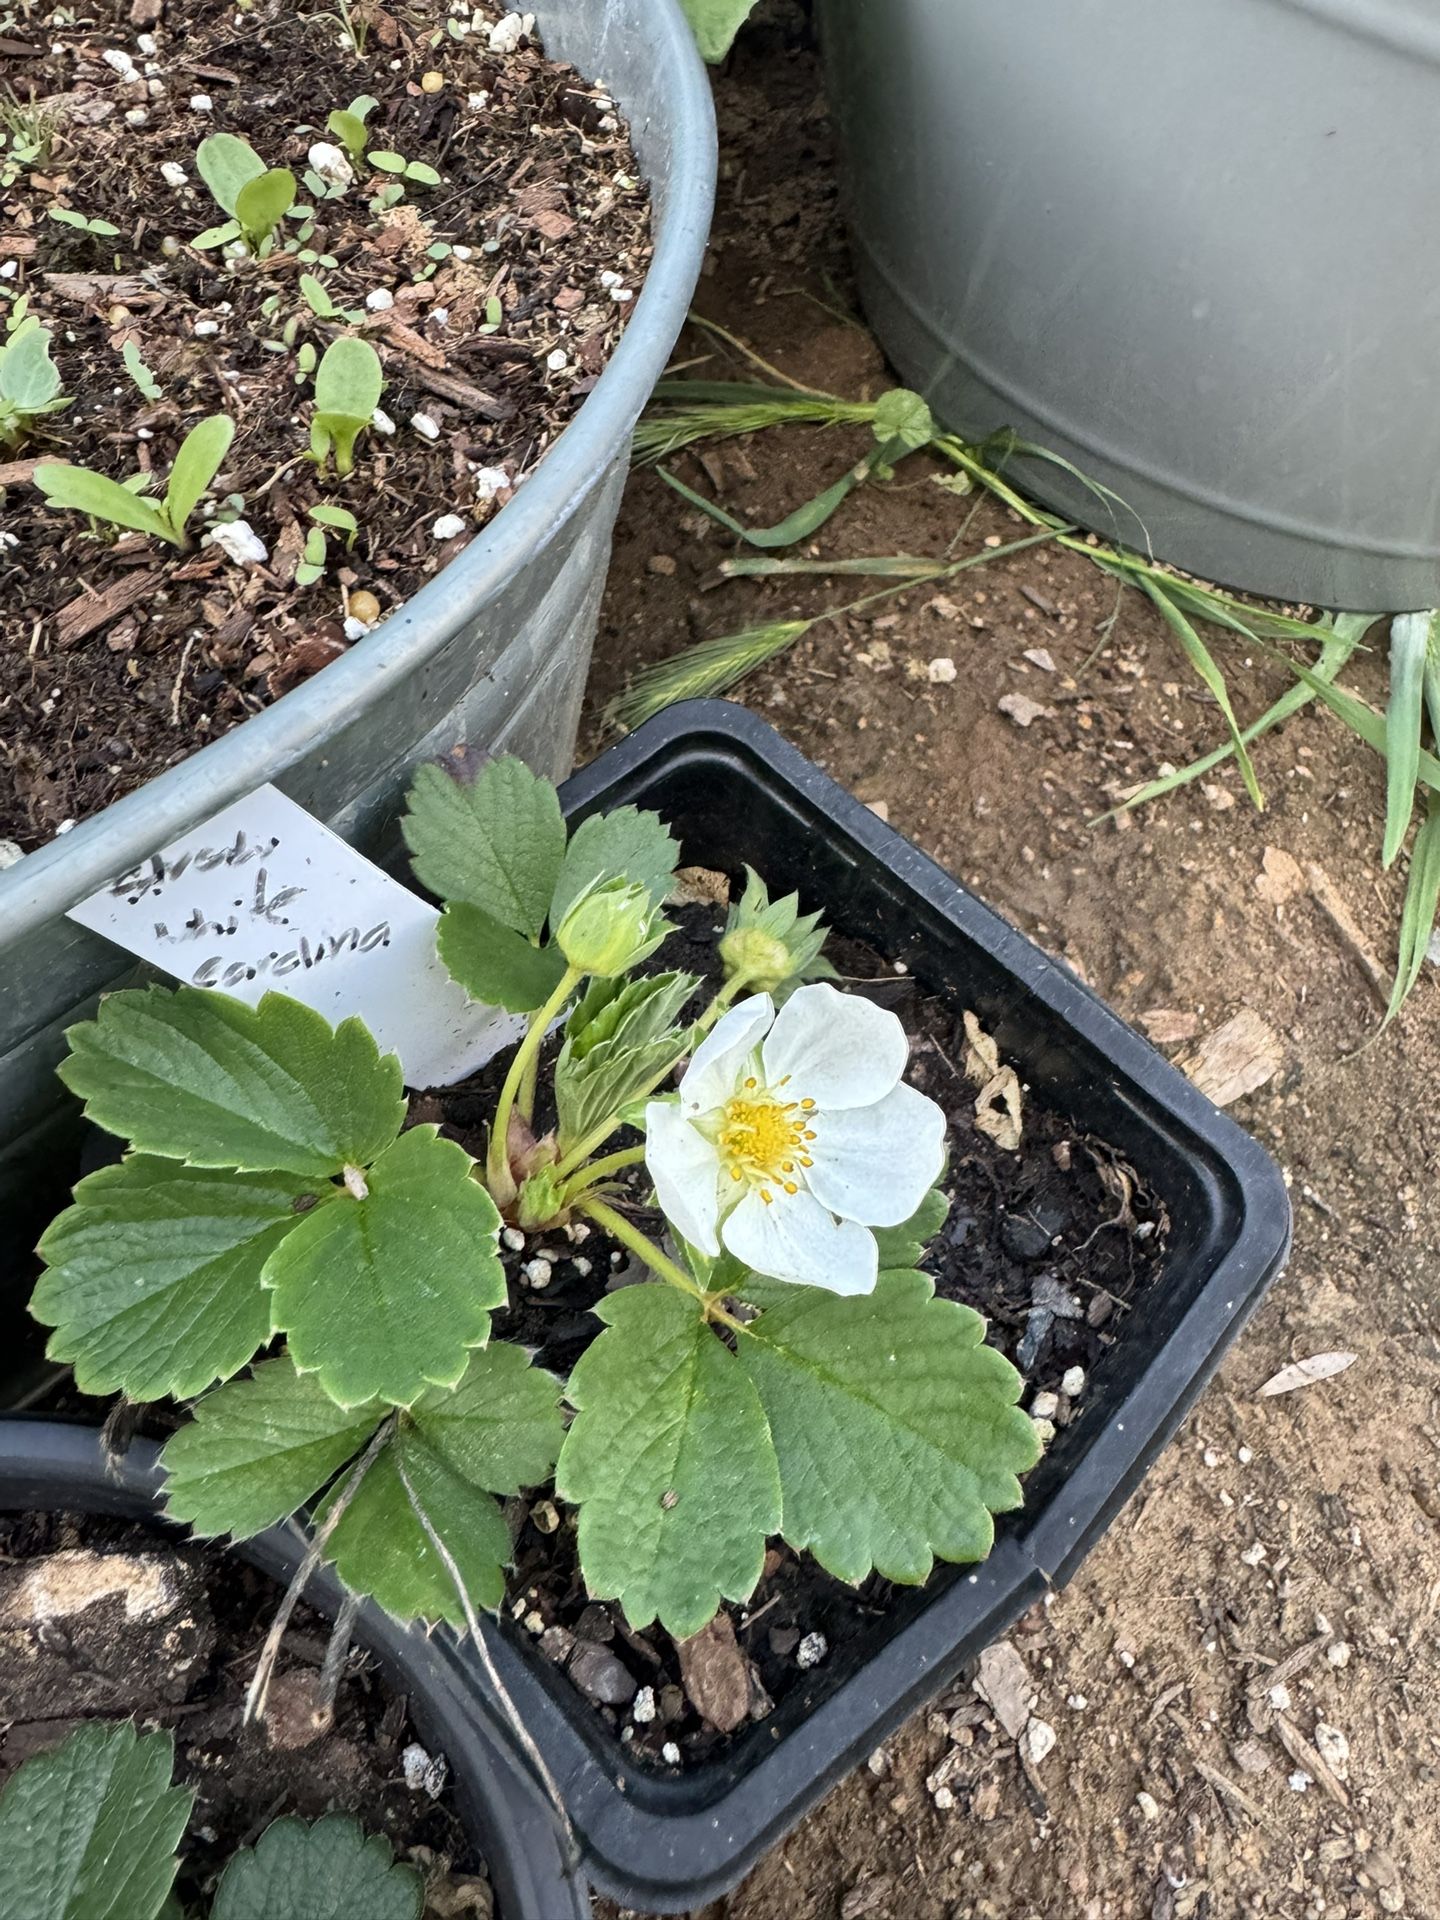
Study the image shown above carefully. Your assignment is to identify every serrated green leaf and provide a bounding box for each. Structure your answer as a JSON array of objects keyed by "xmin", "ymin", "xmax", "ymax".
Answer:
[
  {"xmin": 556, "ymin": 1284, "xmax": 780, "ymax": 1637},
  {"xmin": 33, "ymin": 1157, "xmax": 321, "ymax": 1402},
  {"xmin": 196, "ymin": 132, "xmax": 267, "ymax": 216},
  {"xmin": 550, "ymin": 805, "xmax": 680, "ymax": 926},
  {"xmin": 59, "ymin": 987, "xmax": 405, "ymax": 1177},
  {"xmin": 739, "ymin": 1270, "xmax": 1038, "ymax": 1587},
  {"xmin": 163, "ymin": 413, "xmax": 234, "ymax": 538},
  {"xmin": 322, "ymin": 1429, "xmax": 512, "ymax": 1622},
  {"xmin": 264, "ymin": 1126, "xmax": 504, "ymax": 1407},
  {"xmin": 871, "ymin": 1186, "xmax": 948, "ymax": 1271},
  {"xmin": 213, "ymin": 1814, "xmax": 421, "ymax": 1920},
  {"xmin": 554, "ymin": 1027, "xmax": 691, "ymax": 1154},
  {"xmin": 410, "ymin": 1341, "xmax": 565, "ymax": 1493},
  {"xmin": 436, "ymin": 901, "xmax": 569, "ymax": 1012},
  {"xmin": 0, "ymin": 1722, "xmax": 192, "ymax": 1920},
  {"xmin": 566, "ymin": 970, "xmax": 697, "ymax": 1060},
  {"xmin": 402, "ymin": 758, "xmax": 566, "ymax": 937},
  {"xmin": 162, "ymin": 1355, "xmax": 381, "ymax": 1538}
]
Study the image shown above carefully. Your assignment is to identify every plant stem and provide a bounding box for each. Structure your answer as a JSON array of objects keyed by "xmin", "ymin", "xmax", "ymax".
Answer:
[
  {"xmin": 391, "ymin": 1452, "xmax": 578, "ymax": 1868},
  {"xmin": 558, "ymin": 1145, "xmax": 647, "ymax": 1208},
  {"xmin": 486, "ymin": 964, "xmax": 581, "ymax": 1201},
  {"xmin": 575, "ymin": 1196, "xmax": 708, "ymax": 1304},
  {"xmin": 516, "ymin": 1042, "xmax": 541, "ymax": 1126},
  {"xmin": 244, "ymin": 1413, "xmax": 396, "ymax": 1726}
]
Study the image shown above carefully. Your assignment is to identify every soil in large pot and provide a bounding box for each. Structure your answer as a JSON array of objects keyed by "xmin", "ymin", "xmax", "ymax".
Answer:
[
  {"xmin": 0, "ymin": 1504, "xmax": 489, "ymax": 1913},
  {"xmin": 0, "ymin": 0, "xmax": 650, "ymax": 852}
]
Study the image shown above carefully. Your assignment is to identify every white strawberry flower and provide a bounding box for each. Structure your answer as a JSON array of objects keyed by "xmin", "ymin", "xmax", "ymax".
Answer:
[{"xmin": 645, "ymin": 983, "xmax": 946, "ymax": 1296}]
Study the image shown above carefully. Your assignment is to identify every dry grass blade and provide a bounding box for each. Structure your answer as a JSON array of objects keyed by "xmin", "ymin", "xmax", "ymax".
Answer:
[{"xmin": 610, "ymin": 620, "xmax": 814, "ymax": 731}]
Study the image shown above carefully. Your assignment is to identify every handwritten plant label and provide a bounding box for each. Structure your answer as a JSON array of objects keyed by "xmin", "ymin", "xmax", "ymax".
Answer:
[{"xmin": 68, "ymin": 784, "xmax": 525, "ymax": 1087}]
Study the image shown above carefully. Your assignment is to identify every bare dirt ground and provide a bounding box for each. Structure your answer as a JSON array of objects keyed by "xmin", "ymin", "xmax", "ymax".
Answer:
[{"xmin": 583, "ymin": 15, "xmax": 1440, "ymax": 1920}]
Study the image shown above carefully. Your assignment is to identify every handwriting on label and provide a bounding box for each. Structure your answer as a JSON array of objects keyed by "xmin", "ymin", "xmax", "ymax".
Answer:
[{"xmin": 69, "ymin": 785, "xmax": 524, "ymax": 1088}]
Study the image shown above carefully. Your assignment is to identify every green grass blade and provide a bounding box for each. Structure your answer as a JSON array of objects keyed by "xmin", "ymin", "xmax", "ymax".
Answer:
[
  {"xmin": 1100, "ymin": 617, "xmax": 1372, "ymax": 820},
  {"xmin": 1385, "ymin": 794, "xmax": 1440, "ymax": 1021},
  {"xmin": 658, "ymin": 434, "xmax": 908, "ymax": 551},
  {"xmin": 610, "ymin": 621, "xmax": 812, "ymax": 731},
  {"xmin": 720, "ymin": 553, "xmax": 947, "ymax": 580},
  {"xmin": 1382, "ymin": 612, "xmax": 1434, "ymax": 867},
  {"xmin": 1142, "ymin": 578, "xmax": 1264, "ymax": 810},
  {"xmin": 1274, "ymin": 648, "xmax": 1440, "ymax": 794}
]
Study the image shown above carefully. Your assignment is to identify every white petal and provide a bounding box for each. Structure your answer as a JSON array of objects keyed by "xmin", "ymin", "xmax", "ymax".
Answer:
[
  {"xmin": 679, "ymin": 992, "xmax": 773, "ymax": 1114},
  {"xmin": 722, "ymin": 1186, "xmax": 878, "ymax": 1296},
  {"xmin": 761, "ymin": 983, "xmax": 907, "ymax": 1111},
  {"xmin": 805, "ymin": 1080, "xmax": 948, "ymax": 1227},
  {"xmin": 644, "ymin": 1102, "xmax": 722, "ymax": 1256}
]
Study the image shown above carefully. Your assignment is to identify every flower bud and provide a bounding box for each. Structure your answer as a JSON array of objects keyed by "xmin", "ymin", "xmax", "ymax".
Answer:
[
  {"xmin": 718, "ymin": 923, "xmax": 793, "ymax": 995},
  {"xmin": 556, "ymin": 879, "xmax": 668, "ymax": 978}
]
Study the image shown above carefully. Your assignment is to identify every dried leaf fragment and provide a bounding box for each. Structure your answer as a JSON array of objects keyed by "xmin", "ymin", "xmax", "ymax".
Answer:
[
  {"xmin": 1259, "ymin": 1352, "xmax": 1356, "ymax": 1398},
  {"xmin": 962, "ymin": 1011, "xmax": 1023, "ymax": 1151}
]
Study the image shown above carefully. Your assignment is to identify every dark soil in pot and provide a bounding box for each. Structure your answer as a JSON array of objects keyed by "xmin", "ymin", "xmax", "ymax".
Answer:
[
  {"xmin": 0, "ymin": 0, "xmax": 650, "ymax": 853},
  {"xmin": 420, "ymin": 900, "xmax": 1170, "ymax": 1769},
  {"xmin": 0, "ymin": 1505, "xmax": 487, "ymax": 1913}
]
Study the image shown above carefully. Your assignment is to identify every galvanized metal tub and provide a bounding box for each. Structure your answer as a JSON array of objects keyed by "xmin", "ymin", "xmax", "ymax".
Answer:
[
  {"xmin": 0, "ymin": 0, "xmax": 715, "ymax": 1264},
  {"xmin": 819, "ymin": 0, "xmax": 1440, "ymax": 609}
]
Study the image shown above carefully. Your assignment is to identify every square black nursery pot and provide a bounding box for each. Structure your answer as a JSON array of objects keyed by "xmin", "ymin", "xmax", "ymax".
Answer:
[{"xmin": 453, "ymin": 700, "xmax": 1292, "ymax": 1911}]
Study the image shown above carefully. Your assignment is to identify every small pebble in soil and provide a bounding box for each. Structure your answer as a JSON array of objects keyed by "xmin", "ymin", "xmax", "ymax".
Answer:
[
  {"xmin": 432, "ymin": 514, "xmax": 467, "ymax": 540},
  {"xmin": 927, "ymin": 657, "xmax": 957, "ymax": 684},
  {"xmin": 1030, "ymin": 1416, "xmax": 1056, "ymax": 1444},
  {"xmin": 307, "ymin": 141, "xmax": 354, "ymax": 187},
  {"xmin": 193, "ymin": 318, "xmax": 220, "ymax": 337},
  {"xmin": 662, "ymin": 1741, "xmax": 681, "ymax": 1765},
  {"xmin": 1266, "ymin": 1683, "xmax": 1291, "ymax": 1711},
  {"xmin": 421, "ymin": 69, "xmax": 446, "ymax": 92},
  {"xmin": 206, "ymin": 520, "xmax": 268, "ymax": 568},
  {"xmin": 125, "ymin": 106, "xmax": 148, "ymax": 126},
  {"xmin": 1029, "ymin": 1390, "xmax": 1059, "ymax": 1421},
  {"xmin": 796, "ymin": 1631, "xmax": 828, "ymax": 1670},
  {"xmin": 1135, "ymin": 1790, "xmax": 1160, "ymax": 1821},
  {"xmin": 1288, "ymin": 1770, "xmax": 1312, "ymax": 1792},
  {"xmin": 530, "ymin": 1499, "xmax": 559, "ymax": 1534},
  {"xmin": 474, "ymin": 466, "xmax": 510, "ymax": 501},
  {"xmin": 1237, "ymin": 1443, "xmax": 1254, "ymax": 1464},
  {"xmin": 523, "ymin": 1257, "xmax": 552, "ymax": 1289},
  {"xmin": 489, "ymin": 12, "xmax": 532, "ymax": 53},
  {"xmin": 1328, "ymin": 1641, "xmax": 1351, "ymax": 1667},
  {"xmin": 189, "ymin": 92, "xmax": 213, "ymax": 111},
  {"xmin": 1022, "ymin": 1718, "xmax": 1056, "ymax": 1765},
  {"xmin": 371, "ymin": 407, "xmax": 397, "ymax": 435},
  {"xmin": 401, "ymin": 1742, "xmax": 449, "ymax": 1798},
  {"xmin": 1060, "ymin": 1364, "xmax": 1086, "ymax": 1397},
  {"xmin": 502, "ymin": 1228, "xmax": 526, "ymax": 1251},
  {"xmin": 412, "ymin": 412, "xmax": 441, "ymax": 441},
  {"xmin": 365, "ymin": 287, "xmax": 395, "ymax": 312},
  {"xmin": 1067, "ymin": 1694, "xmax": 1088, "ymax": 1711},
  {"xmin": 347, "ymin": 590, "xmax": 381, "ymax": 627},
  {"xmin": 632, "ymin": 1687, "xmax": 657, "ymax": 1724},
  {"xmin": 546, "ymin": 348, "xmax": 569, "ymax": 372}
]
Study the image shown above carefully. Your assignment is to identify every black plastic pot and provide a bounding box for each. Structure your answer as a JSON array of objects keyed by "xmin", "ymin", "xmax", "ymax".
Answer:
[
  {"xmin": 0, "ymin": 1420, "xmax": 591, "ymax": 1920},
  {"xmin": 6, "ymin": 702, "xmax": 1291, "ymax": 1912},
  {"xmin": 464, "ymin": 701, "xmax": 1290, "ymax": 1909}
]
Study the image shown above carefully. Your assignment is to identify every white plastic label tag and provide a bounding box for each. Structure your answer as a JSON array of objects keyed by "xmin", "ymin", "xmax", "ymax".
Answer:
[{"xmin": 68, "ymin": 784, "xmax": 524, "ymax": 1087}]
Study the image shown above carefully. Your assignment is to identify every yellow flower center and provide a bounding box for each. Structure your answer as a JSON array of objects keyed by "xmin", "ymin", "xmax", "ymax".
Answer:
[{"xmin": 717, "ymin": 1076, "xmax": 818, "ymax": 1205}]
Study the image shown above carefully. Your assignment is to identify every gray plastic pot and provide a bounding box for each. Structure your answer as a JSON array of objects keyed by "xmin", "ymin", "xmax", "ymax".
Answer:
[
  {"xmin": 818, "ymin": 0, "xmax": 1440, "ymax": 609},
  {"xmin": 0, "ymin": 0, "xmax": 714, "ymax": 1262},
  {"xmin": 0, "ymin": 1420, "xmax": 592, "ymax": 1920}
]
